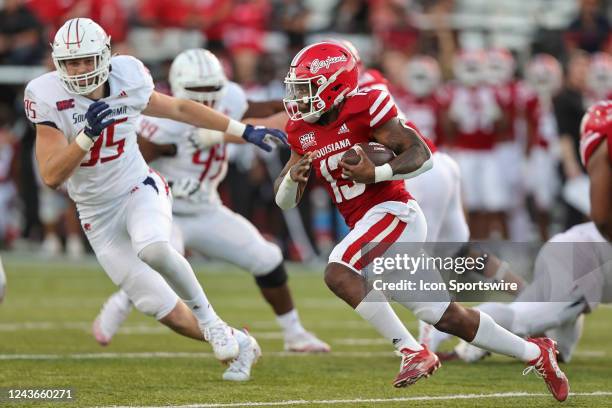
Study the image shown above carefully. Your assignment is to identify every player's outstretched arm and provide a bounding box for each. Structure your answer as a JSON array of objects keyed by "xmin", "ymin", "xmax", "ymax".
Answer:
[
  {"xmin": 188, "ymin": 112, "xmax": 289, "ymax": 151},
  {"xmin": 274, "ymin": 150, "xmax": 311, "ymax": 210},
  {"xmin": 587, "ymin": 141, "xmax": 612, "ymax": 240},
  {"xmin": 143, "ymin": 91, "xmax": 287, "ymax": 152}
]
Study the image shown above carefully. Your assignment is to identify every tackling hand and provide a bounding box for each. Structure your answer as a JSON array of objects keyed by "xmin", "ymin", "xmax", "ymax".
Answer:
[{"xmin": 242, "ymin": 124, "xmax": 288, "ymax": 152}]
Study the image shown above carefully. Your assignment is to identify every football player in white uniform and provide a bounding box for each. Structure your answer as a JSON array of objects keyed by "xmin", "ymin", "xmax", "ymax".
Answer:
[
  {"xmin": 24, "ymin": 18, "xmax": 286, "ymax": 380},
  {"xmin": 94, "ymin": 49, "xmax": 330, "ymax": 356}
]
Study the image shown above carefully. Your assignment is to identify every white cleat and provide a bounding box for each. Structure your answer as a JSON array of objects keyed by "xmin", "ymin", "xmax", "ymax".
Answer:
[
  {"xmin": 223, "ymin": 331, "xmax": 261, "ymax": 382},
  {"xmin": 92, "ymin": 291, "xmax": 133, "ymax": 346},
  {"xmin": 454, "ymin": 340, "xmax": 490, "ymax": 363},
  {"xmin": 202, "ymin": 321, "xmax": 240, "ymax": 362},
  {"xmin": 284, "ymin": 331, "xmax": 331, "ymax": 353}
]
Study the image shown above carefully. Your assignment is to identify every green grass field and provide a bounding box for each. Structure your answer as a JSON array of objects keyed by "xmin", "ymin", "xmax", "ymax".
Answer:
[{"xmin": 1, "ymin": 254, "xmax": 611, "ymax": 408}]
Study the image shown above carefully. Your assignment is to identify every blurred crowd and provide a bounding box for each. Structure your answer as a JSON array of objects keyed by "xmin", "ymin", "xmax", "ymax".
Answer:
[{"xmin": 0, "ymin": 0, "xmax": 610, "ymax": 260}]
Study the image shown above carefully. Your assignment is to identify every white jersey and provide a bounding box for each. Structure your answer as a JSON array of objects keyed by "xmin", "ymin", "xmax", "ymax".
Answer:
[
  {"xmin": 136, "ymin": 81, "xmax": 248, "ymax": 214},
  {"xmin": 24, "ymin": 55, "xmax": 154, "ymax": 213}
]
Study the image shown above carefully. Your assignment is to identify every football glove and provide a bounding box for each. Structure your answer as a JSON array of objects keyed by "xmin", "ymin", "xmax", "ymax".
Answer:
[
  {"xmin": 187, "ymin": 128, "xmax": 224, "ymax": 153},
  {"xmin": 84, "ymin": 101, "xmax": 116, "ymax": 140},
  {"xmin": 242, "ymin": 124, "xmax": 288, "ymax": 152}
]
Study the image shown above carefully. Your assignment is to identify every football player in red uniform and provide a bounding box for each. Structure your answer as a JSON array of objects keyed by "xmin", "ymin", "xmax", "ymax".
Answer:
[
  {"xmin": 580, "ymin": 100, "xmax": 612, "ymax": 240},
  {"xmin": 273, "ymin": 42, "xmax": 569, "ymax": 400}
]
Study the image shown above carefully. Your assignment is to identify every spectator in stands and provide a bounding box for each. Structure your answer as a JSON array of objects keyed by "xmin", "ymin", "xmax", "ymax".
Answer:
[
  {"xmin": 0, "ymin": 0, "xmax": 45, "ymax": 65},
  {"xmin": 26, "ymin": 0, "xmax": 89, "ymax": 39},
  {"xmin": 275, "ymin": 0, "xmax": 310, "ymax": 53},
  {"xmin": 565, "ymin": 0, "xmax": 611, "ymax": 54},
  {"xmin": 223, "ymin": 0, "xmax": 271, "ymax": 85},
  {"xmin": 553, "ymin": 50, "xmax": 590, "ymax": 229},
  {"xmin": 369, "ymin": 0, "xmax": 419, "ymax": 55},
  {"xmin": 137, "ymin": 0, "xmax": 233, "ymax": 51},
  {"xmin": 332, "ymin": 0, "xmax": 370, "ymax": 33}
]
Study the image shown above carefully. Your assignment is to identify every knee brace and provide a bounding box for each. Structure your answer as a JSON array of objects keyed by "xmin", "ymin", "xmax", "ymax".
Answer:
[{"xmin": 255, "ymin": 264, "xmax": 288, "ymax": 289}]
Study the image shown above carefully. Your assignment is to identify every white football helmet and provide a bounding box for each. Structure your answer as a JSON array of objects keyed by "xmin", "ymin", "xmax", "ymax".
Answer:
[
  {"xmin": 453, "ymin": 49, "xmax": 486, "ymax": 87},
  {"xmin": 404, "ymin": 55, "xmax": 441, "ymax": 97},
  {"xmin": 586, "ymin": 52, "xmax": 612, "ymax": 98},
  {"xmin": 526, "ymin": 54, "xmax": 562, "ymax": 97},
  {"xmin": 486, "ymin": 48, "xmax": 515, "ymax": 85},
  {"xmin": 169, "ymin": 49, "xmax": 227, "ymax": 108},
  {"xmin": 51, "ymin": 18, "xmax": 111, "ymax": 95}
]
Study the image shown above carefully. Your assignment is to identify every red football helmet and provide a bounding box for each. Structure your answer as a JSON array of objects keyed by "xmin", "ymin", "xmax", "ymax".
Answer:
[
  {"xmin": 526, "ymin": 54, "xmax": 562, "ymax": 97},
  {"xmin": 486, "ymin": 48, "xmax": 515, "ymax": 85},
  {"xmin": 404, "ymin": 55, "xmax": 441, "ymax": 97},
  {"xmin": 453, "ymin": 49, "xmax": 487, "ymax": 87},
  {"xmin": 587, "ymin": 52, "xmax": 612, "ymax": 98},
  {"xmin": 284, "ymin": 42, "xmax": 358, "ymax": 122},
  {"xmin": 580, "ymin": 100, "xmax": 612, "ymax": 165}
]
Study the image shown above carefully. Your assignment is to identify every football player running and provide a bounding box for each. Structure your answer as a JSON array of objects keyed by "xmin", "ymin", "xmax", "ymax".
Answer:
[
  {"xmin": 275, "ymin": 42, "xmax": 569, "ymax": 400},
  {"xmin": 94, "ymin": 49, "xmax": 329, "ymax": 362},
  {"xmin": 24, "ymin": 18, "xmax": 286, "ymax": 378}
]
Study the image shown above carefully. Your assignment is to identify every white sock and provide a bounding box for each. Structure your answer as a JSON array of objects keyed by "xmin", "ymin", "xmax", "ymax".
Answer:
[
  {"xmin": 355, "ymin": 296, "xmax": 421, "ymax": 351},
  {"xmin": 470, "ymin": 311, "xmax": 540, "ymax": 362},
  {"xmin": 418, "ymin": 320, "xmax": 451, "ymax": 352},
  {"xmin": 276, "ymin": 309, "xmax": 306, "ymax": 337},
  {"xmin": 476, "ymin": 303, "xmax": 514, "ymax": 330},
  {"xmin": 139, "ymin": 242, "xmax": 220, "ymax": 327}
]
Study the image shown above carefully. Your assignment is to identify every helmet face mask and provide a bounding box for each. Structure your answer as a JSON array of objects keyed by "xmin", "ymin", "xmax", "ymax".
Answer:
[
  {"xmin": 169, "ymin": 49, "xmax": 227, "ymax": 109},
  {"xmin": 283, "ymin": 42, "xmax": 358, "ymax": 122},
  {"xmin": 52, "ymin": 18, "xmax": 111, "ymax": 95},
  {"xmin": 527, "ymin": 54, "xmax": 562, "ymax": 98}
]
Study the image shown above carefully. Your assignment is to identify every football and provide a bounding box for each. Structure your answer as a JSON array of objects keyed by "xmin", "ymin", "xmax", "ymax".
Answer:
[{"xmin": 341, "ymin": 142, "xmax": 395, "ymax": 166}]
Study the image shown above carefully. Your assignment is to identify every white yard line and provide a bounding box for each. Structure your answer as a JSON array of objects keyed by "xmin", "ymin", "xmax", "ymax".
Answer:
[{"xmin": 96, "ymin": 391, "xmax": 612, "ymax": 408}]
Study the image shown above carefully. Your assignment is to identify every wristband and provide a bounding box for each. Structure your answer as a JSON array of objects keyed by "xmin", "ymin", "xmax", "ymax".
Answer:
[
  {"xmin": 374, "ymin": 163, "xmax": 393, "ymax": 183},
  {"xmin": 75, "ymin": 130, "xmax": 94, "ymax": 151},
  {"xmin": 275, "ymin": 171, "xmax": 299, "ymax": 210},
  {"xmin": 226, "ymin": 119, "xmax": 247, "ymax": 138}
]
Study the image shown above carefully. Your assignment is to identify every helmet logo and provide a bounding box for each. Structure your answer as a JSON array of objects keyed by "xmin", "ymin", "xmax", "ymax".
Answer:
[{"xmin": 310, "ymin": 55, "xmax": 348, "ymax": 74}]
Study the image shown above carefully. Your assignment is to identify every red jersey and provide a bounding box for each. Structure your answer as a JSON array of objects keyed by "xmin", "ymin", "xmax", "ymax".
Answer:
[
  {"xmin": 358, "ymin": 69, "xmax": 389, "ymax": 92},
  {"xmin": 447, "ymin": 83, "xmax": 499, "ymax": 150},
  {"xmin": 286, "ymin": 89, "xmax": 411, "ymax": 229},
  {"xmin": 393, "ymin": 86, "xmax": 448, "ymax": 147},
  {"xmin": 493, "ymin": 80, "xmax": 522, "ymax": 142},
  {"xmin": 523, "ymin": 88, "xmax": 558, "ymax": 149}
]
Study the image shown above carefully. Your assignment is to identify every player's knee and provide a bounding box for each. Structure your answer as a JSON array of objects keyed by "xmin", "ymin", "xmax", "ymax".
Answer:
[
  {"xmin": 132, "ymin": 293, "xmax": 177, "ymax": 320},
  {"xmin": 249, "ymin": 242, "xmax": 283, "ymax": 276},
  {"xmin": 254, "ymin": 263, "xmax": 288, "ymax": 289},
  {"xmin": 138, "ymin": 241, "xmax": 173, "ymax": 271}
]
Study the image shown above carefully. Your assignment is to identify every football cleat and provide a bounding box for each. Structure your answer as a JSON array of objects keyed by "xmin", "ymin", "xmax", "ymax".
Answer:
[
  {"xmin": 454, "ymin": 339, "xmax": 490, "ymax": 363},
  {"xmin": 284, "ymin": 331, "xmax": 331, "ymax": 353},
  {"xmin": 92, "ymin": 291, "xmax": 133, "ymax": 346},
  {"xmin": 223, "ymin": 330, "xmax": 261, "ymax": 382},
  {"xmin": 202, "ymin": 320, "xmax": 239, "ymax": 362},
  {"xmin": 523, "ymin": 337, "xmax": 570, "ymax": 402},
  {"xmin": 393, "ymin": 344, "xmax": 441, "ymax": 388}
]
